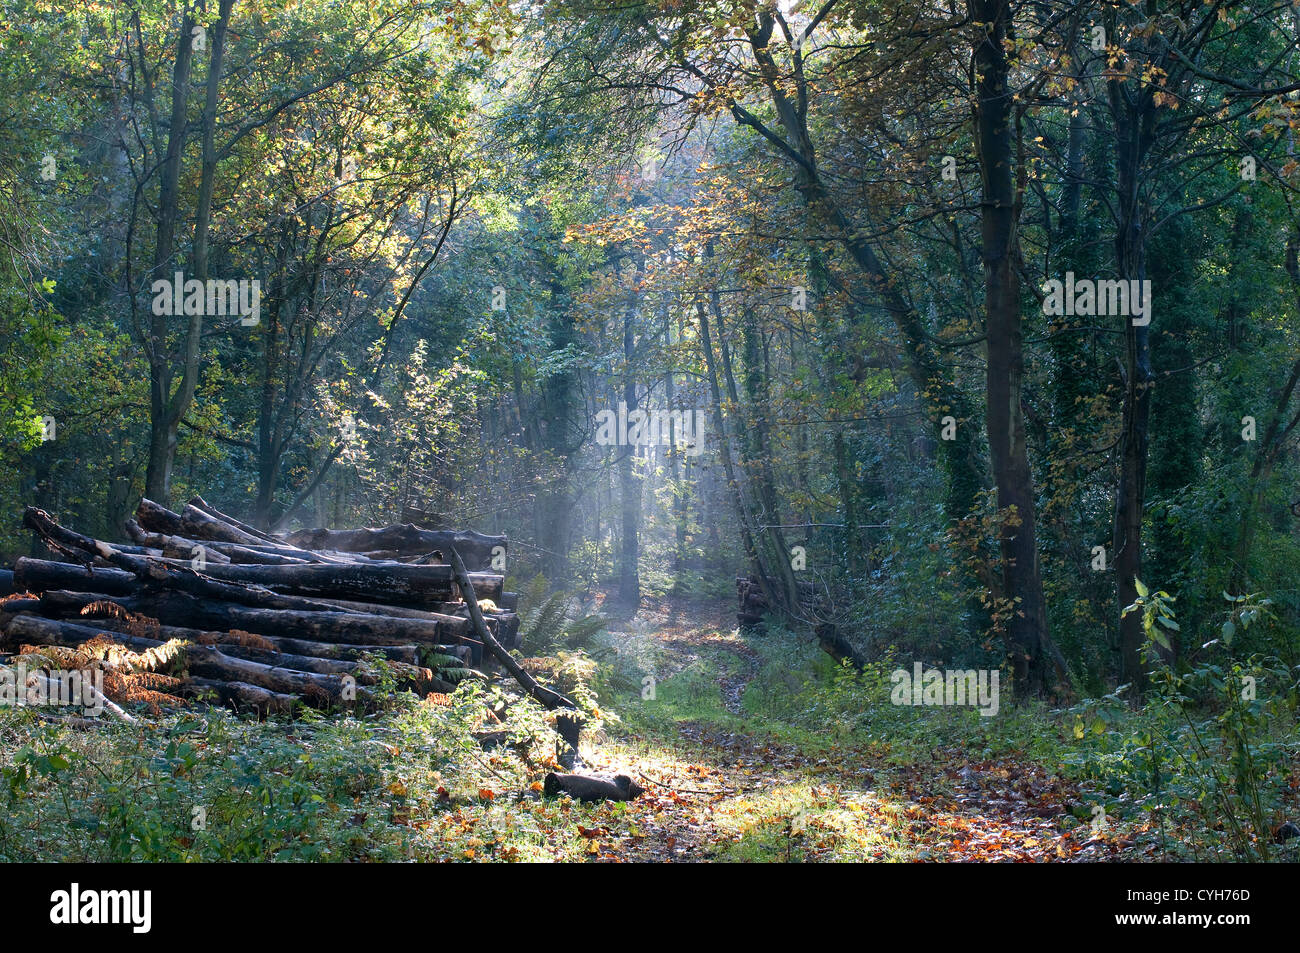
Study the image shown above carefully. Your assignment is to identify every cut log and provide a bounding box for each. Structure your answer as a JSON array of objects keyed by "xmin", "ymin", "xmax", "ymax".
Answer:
[
  {"xmin": 3, "ymin": 613, "xmax": 167, "ymax": 655},
  {"xmin": 138, "ymin": 499, "xmax": 339, "ymax": 562},
  {"xmin": 205, "ymin": 643, "xmax": 441, "ymax": 691},
  {"xmin": 124, "ymin": 520, "xmax": 234, "ymax": 563},
  {"xmin": 176, "ymin": 503, "xmax": 266, "ymax": 546},
  {"xmin": 16, "ymin": 554, "xmax": 361, "ymax": 616},
  {"xmin": 310, "ymin": 596, "xmax": 476, "ymax": 627},
  {"xmin": 125, "ymin": 519, "xmax": 307, "ymax": 565},
  {"xmin": 543, "ymin": 773, "xmax": 643, "ymax": 802},
  {"xmin": 180, "ymin": 678, "xmax": 298, "ymax": 716},
  {"xmin": 3, "ymin": 614, "xmax": 369, "ymax": 704},
  {"xmin": 84, "ymin": 617, "xmax": 434, "ymax": 665},
  {"xmin": 0, "ymin": 598, "xmax": 41, "ymax": 629},
  {"xmin": 153, "ymin": 558, "xmax": 499, "ymax": 606},
  {"xmin": 495, "ymin": 611, "xmax": 521, "ymax": 650},
  {"xmin": 127, "ymin": 554, "xmax": 504, "ymax": 607},
  {"xmin": 286, "ymin": 525, "xmax": 505, "ymax": 570},
  {"xmin": 15, "ymin": 558, "xmax": 136, "ymax": 596},
  {"xmin": 232, "ymin": 544, "xmax": 338, "ymax": 564},
  {"xmin": 135, "ymin": 498, "xmax": 185, "ymax": 535},
  {"xmin": 188, "ymin": 496, "xmax": 282, "ymax": 544},
  {"xmin": 75, "ymin": 616, "xmax": 441, "ymax": 686},
  {"xmin": 46, "ymin": 589, "xmax": 468, "ymax": 645}
]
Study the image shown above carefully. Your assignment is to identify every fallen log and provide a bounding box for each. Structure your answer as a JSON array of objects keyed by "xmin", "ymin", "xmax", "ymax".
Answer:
[
  {"xmin": 3, "ymin": 613, "xmax": 168, "ymax": 656},
  {"xmin": 192, "ymin": 642, "xmax": 435, "ymax": 693},
  {"xmin": 0, "ymin": 598, "xmax": 41, "ymax": 628},
  {"xmin": 118, "ymin": 552, "xmax": 505, "ymax": 607},
  {"xmin": 446, "ymin": 545, "xmax": 575, "ymax": 713},
  {"xmin": 230, "ymin": 544, "xmax": 339, "ymax": 564},
  {"xmin": 495, "ymin": 611, "xmax": 521, "ymax": 650},
  {"xmin": 134, "ymin": 498, "xmax": 185, "ymax": 535},
  {"xmin": 176, "ymin": 503, "xmax": 266, "ymax": 546},
  {"xmin": 310, "ymin": 596, "xmax": 477, "ymax": 627},
  {"xmin": 123, "ymin": 520, "xmax": 234, "ymax": 563},
  {"xmin": 543, "ymin": 772, "xmax": 644, "ymax": 802},
  {"xmin": 15, "ymin": 558, "xmax": 135, "ymax": 596}
]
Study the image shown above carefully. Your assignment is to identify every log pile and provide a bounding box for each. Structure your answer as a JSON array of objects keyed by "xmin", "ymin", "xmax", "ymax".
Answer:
[{"xmin": 0, "ymin": 499, "xmax": 523, "ymax": 717}]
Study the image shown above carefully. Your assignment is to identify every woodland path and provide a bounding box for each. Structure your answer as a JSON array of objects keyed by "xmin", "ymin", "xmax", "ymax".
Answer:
[{"xmin": 573, "ymin": 598, "xmax": 1131, "ymax": 862}]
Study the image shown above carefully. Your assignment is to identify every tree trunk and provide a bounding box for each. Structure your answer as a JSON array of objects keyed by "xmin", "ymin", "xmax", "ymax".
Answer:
[
  {"xmin": 970, "ymin": 0, "xmax": 1059, "ymax": 693},
  {"xmin": 1107, "ymin": 11, "xmax": 1159, "ymax": 690},
  {"xmin": 143, "ymin": 10, "xmax": 198, "ymax": 504},
  {"xmin": 617, "ymin": 277, "xmax": 641, "ymax": 607}
]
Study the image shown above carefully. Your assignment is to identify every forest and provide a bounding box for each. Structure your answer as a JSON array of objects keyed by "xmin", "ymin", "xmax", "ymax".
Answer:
[{"xmin": 0, "ymin": 0, "xmax": 1298, "ymax": 869}]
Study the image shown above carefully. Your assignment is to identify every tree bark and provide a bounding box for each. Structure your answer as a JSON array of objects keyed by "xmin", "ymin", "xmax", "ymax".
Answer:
[
  {"xmin": 81, "ymin": 617, "xmax": 434, "ymax": 665},
  {"xmin": 45, "ymin": 589, "xmax": 468, "ymax": 646},
  {"xmin": 617, "ymin": 275, "xmax": 642, "ymax": 607},
  {"xmin": 284, "ymin": 525, "xmax": 505, "ymax": 569},
  {"xmin": 969, "ymin": 0, "xmax": 1061, "ymax": 693}
]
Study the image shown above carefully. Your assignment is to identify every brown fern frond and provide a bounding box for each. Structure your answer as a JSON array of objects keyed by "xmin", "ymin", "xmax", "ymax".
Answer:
[
  {"xmin": 137, "ymin": 639, "xmax": 187, "ymax": 672},
  {"xmin": 103, "ymin": 671, "xmax": 185, "ymax": 715},
  {"xmin": 78, "ymin": 600, "xmax": 132, "ymax": 619},
  {"xmin": 17, "ymin": 646, "xmax": 61, "ymax": 667},
  {"xmin": 128, "ymin": 672, "xmax": 184, "ymax": 690},
  {"xmin": 74, "ymin": 601, "xmax": 164, "ymax": 640},
  {"xmin": 125, "ymin": 615, "xmax": 162, "ymax": 640},
  {"xmin": 224, "ymin": 629, "xmax": 277, "ymax": 653}
]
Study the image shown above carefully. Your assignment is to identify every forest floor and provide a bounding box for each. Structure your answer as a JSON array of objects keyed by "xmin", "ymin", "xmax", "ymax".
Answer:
[
  {"xmin": 6, "ymin": 593, "xmax": 1289, "ymax": 862},
  {"xmin": 565, "ymin": 596, "xmax": 1139, "ymax": 862}
]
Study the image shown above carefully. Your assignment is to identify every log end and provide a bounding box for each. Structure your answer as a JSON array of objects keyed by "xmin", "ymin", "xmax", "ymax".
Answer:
[{"xmin": 542, "ymin": 772, "xmax": 644, "ymax": 802}]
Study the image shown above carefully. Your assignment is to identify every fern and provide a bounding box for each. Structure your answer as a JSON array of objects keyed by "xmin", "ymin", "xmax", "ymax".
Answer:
[
  {"xmin": 423, "ymin": 652, "xmax": 466, "ymax": 670},
  {"xmin": 517, "ymin": 575, "xmax": 608, "ymax": 656}
]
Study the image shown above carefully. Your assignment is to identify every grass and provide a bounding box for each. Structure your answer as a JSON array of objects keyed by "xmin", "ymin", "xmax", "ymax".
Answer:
[
  {"xmin": 1, "ymin": 609, "xmax": 1295, "ymax": 862},
  {"xmin": 594, "ymin": 617, "xmax": 1300, "ymax": 862}
]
